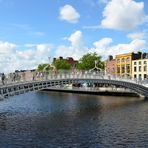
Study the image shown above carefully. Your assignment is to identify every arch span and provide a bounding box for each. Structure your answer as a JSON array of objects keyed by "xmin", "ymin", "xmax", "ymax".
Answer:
[{"xmin": 0, "ymin": 78, "xmax": 148, "ymax": 99}]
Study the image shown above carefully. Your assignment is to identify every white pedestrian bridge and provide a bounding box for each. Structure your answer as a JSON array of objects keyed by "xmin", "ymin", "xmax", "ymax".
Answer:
[{"xmin": 0, "ymin": 71, "xmax": 148, "ymax": 99}]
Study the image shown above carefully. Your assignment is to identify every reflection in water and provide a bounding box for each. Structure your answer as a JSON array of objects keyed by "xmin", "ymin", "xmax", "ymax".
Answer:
[
  {"xmin": 0, "ymin": 91, "xmax": 147, "ymax": 147},
  {"xmin": 0, "ymin": 113, "xmax": 7, "ymax": 131}
]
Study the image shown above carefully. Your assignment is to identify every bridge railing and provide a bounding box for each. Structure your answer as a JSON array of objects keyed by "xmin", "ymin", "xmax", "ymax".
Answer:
[{"xmin": 0, "ymin": 70, "xmax": 148, "ymax": 87}]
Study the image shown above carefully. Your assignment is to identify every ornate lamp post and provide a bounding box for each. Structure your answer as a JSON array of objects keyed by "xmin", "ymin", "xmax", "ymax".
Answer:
[
  {"xmin": 48, "ymin": 57, "xmax": 57, "ymax": 78},
  {"xmin": 95, "ymin": 60, "xmax": 98, "ymax": 68},
  {"xmin": 89, "ymin": 60, "xmax": 104, "ymax": 77}
]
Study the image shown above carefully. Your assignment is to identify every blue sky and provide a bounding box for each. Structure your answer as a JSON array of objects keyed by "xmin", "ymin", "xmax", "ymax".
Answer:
[{"xmin": 0, "ymin": 0, "xmax": 148, "ymax": 72}]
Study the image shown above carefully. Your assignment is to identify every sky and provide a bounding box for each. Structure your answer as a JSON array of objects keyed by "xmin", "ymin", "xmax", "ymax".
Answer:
[{"xmin": 0, "ymin": 0, "xmax": 148, "ymax": 73}]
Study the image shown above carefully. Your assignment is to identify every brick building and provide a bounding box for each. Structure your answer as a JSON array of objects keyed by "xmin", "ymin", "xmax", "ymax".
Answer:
[
  {"xmin": 53, "ymin": 57, "xmax": 78, "ymax": 68},
  {"xmin": 105, "ymin": 55, "xmax": 116, "ymax": 76}
]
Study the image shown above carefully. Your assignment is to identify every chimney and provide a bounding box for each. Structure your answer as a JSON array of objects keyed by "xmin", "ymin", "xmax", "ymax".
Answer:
[
  {"xmin": 108, "ymin": 55, "xmax": 113, "ymax": 61},
  {"xmin": 142, "ymin": 53, "xmax": 146, "ymax": 59},
  {"xmin": 53, "ymin": 58, "xmax": 56, "ymax": 62},
  {"xmin": 59, "ymin": 56, "xmax": 63, "ymax": 60}
]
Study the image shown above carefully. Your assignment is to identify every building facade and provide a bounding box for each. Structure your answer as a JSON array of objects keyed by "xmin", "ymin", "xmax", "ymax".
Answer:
[
  {"xmin": 15, "ymin": 69, "xmax": 35, "ymax": 80},
  {"xmin": 66, "ymin": 57, "xmax": 78, "ymax": 68},
  {"xmin": 132, "ymin": 59, "xmax": 148, "ymax": 80},
  {"xmin": 105, "ymin": 55, "xmax": 116, "ymax": 76},
  {"xmin": 115, "ymin": 52, "xmax": 141, "ymax": 78}
]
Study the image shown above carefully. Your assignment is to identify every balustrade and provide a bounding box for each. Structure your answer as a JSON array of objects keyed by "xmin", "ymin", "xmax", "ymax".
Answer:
[{"xmin": 0, "ymin": 70, "xmax": 148, "ymax": 87}]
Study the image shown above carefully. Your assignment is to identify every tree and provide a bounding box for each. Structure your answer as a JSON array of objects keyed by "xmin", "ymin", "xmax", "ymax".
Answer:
[
  {"xmin": 37, "ymin": 63, "xmax": 50, "ymax": 72},
  {"xmin": 53, "ymin": 59, "xmax": 71, "ymax": 70},
  {"xmin": 77, "ymin": 52, "xmax": 104, "ymax": 70}
]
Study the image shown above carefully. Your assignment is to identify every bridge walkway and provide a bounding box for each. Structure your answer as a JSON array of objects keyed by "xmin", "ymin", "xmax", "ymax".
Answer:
[{"xmin": 0, "ymin": 72, "xmax": 148, "ymax": 99}]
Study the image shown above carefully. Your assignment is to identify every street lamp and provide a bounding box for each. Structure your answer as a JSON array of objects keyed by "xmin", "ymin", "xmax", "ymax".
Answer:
[
  {"xmin": 95, "ymin": 60, "xmax": 98, "ymax": 68},
  {"xmin": 48, "ymin": 57, "xmax": 51, "ymax": 64},
  {"xmin": 48, "ymin": 57, "xmax": 56, "ymax": 70}
]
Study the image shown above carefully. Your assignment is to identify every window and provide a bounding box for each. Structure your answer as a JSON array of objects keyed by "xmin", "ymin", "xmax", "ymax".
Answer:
[
  {"xmin": 126, "ymin": 57, "xmax": 130, "ymax": 62},
  {"xmin": 122, "ymin": 66, "xmax": 125, "ymax": 73},
  {"xmin": 134, "ymin": 62, "xmax": 137, "ymax": 65},
  {"xmin": 126, "ymin": 65, "xmax": 130, "ymax": 73},
  {"xmin": 144, "ymin": 74, "xmax": 147, "ymax": 79},
  {"xmin": 117, "ymin": 59, "xmax": 120, "ymax": 63},
  {"xmin": 139, "ymin": 66, "xmax": 141, "ymax": 72},
  {"xmin": 117, "ymin": 66, "xmax": 120, "ymax": 73},
  {"xmin": 144, "ymin": 61, "xmax": 147, "ymax": 65},
  {"xmin": 122, "ymin": 58, "xmax": 125, "ymax": 63},
  {"xmin": 134, "ymin": 74, "xmax": 137, "ymax": 78},
  {"xmin": 134, "ymin": 67, "xmax": 137, "ymax": 72},
  {"xmin": 139, "ymin": 61, "xmax": 141, "ymax": 65},
  {"xmin": 144, "ymin": 66, "xmax": 147, "ymax": 72}
]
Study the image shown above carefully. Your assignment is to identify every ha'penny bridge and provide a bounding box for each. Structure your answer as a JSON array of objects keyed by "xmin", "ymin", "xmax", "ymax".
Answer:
[{"xmin": 0, "ymin": 70, "xmax": 148, "ymax": 99}]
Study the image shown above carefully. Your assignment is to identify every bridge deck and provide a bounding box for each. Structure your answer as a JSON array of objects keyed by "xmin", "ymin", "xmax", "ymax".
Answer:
[{"xmin": 0, "ymin": 72, "xmax": 148, "ymax": 99}]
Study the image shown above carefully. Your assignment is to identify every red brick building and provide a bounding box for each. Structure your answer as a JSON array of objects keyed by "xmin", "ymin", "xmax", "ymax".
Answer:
[
  {"xmin": 53, "ymin": 57, "xmax": 78, "ymax": 68},
  {"xmin": 105, "ymin": 55, "xmax": 116, "ymax": 76},
  {"xmin": 66, "ymin": 57, "xmax": 78, "ymax": 68}
]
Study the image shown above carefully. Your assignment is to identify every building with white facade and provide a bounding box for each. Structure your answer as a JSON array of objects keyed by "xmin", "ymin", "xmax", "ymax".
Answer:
[{"xmin": 132, "ymin": 59, "xmax": 148, "ymax": 80}]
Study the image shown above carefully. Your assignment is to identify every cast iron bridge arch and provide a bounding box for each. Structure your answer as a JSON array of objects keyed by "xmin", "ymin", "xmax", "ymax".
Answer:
[{"xmin": 0, "ymin": 74, "xmax": 148, "ymax": 99}]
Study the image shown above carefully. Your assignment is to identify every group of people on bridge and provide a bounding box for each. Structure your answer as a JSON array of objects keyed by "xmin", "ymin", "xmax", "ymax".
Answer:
[
  {"xmin": 0, "ymin": 70, "xmax": 147, "ymax": 86},
  {"xmin": 0, "ymin": 72, "xmax": 25, "ymax": 85}
]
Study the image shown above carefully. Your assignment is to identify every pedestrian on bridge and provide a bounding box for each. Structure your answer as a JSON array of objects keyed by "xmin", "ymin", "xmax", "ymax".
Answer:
[
  {"xmin": 12, "ymin": 73, "xmax": 16, "ymax": 82},
  {"xmin": 32, "ymin": 72, "xmax": 37, "ymax": 81},
  {"xmin": 1, "ymin": 73, "xmax": 5, "ymax": 85}
]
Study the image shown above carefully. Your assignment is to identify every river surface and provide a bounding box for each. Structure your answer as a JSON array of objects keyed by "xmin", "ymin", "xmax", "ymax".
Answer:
[{"xmin": 0, "ymin": 91, "xmax": 148, "ymax": 147}]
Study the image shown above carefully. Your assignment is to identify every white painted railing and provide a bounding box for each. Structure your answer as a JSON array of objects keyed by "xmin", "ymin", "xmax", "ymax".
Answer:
[{"xmin": 0, "ymin": 70, "xmax": 148, "ymax": 87}]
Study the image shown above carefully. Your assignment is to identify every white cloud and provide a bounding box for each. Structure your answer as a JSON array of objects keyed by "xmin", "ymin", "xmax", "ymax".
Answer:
[
  {"xmin": 56, "ymin": 31, "xmax": 146, "ymax": 60},
  {"xmin": 36, "ymin": 44, "xmax": 52, "ymax": 55},
  {"xmin": 55, "ymin": 30, "xmax": 88, "ymax": 59},
  {"xmin": 0, "ymin": 41, "xmax": 53, "ymax": 73},
  {"xmin": 101, "ymin": 0, "xmax": 147, "ymax": 30},
  {"xmin": 90, "ymin": 38, "xmax": 146, "ymax": 58},
  {"xmin": 56, "ymin": 45, "xmax": 87, "ymax": 60},
  {"xmin": 56, "ymin": 33, "xmax": 146, "ymax": 60},
  {"xmin": 68, "ymin": 30, "xmax": 84, "ymax": 48},
  {"xmin": 93, "ymin": 38, "xmax": 113, "ymax": 49},
  {"xmin": 59, "ymin": 4, "xmax": 80, "ymax": 23},
  {"xmin": 0, "ymin": 31, "xmax": 147, "ymax": 73},
  {"xmin": 0, "ymin": 41, "xmax": 16, "ymax": 54},
  {"xmin": 127, "ymin": 32, "xmax": 145, "ymax": 40}
]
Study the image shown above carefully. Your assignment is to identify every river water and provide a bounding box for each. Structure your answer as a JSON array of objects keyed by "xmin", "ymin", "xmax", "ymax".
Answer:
[{"xmin": 0, "ymin": 91, "xmax": 148, "ymax": 147}]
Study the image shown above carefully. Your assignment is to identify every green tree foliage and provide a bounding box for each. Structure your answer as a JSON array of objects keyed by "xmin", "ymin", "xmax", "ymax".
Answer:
[
  {"xmin": 77, "ymin": 52, "xmax": 104, "ymax": 70},
  {"xmin": 53, "ymin": 59, "xmax": 71, "ymax": 70},
  {"xmin": 37, "ymin": 63, "xmax": 50, "ymax": 72}
]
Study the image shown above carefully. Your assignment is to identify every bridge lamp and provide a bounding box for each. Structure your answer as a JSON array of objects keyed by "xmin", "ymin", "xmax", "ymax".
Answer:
[
  {"xmin": 48, "ymin": 57, "xmax": 51, "ymax": 64},
  {"xmin": 95, "ymin": 60, "xmax": 98, "ymax": 67}
]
